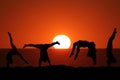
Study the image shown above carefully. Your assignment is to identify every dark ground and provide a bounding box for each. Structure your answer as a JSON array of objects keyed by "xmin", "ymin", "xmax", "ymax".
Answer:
[{"xmin": 0, "ymin": 65, "xmax": 120, "ymax": 80}]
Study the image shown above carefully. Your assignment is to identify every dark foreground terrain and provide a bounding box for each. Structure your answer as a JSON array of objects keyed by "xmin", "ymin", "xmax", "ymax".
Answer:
[{"xmin": 0, "ymin": 65, "xmax": 120, "ymax": 80}]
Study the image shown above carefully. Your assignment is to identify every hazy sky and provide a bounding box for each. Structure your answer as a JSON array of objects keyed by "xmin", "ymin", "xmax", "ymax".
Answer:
[{"xmin": 0, "ymin": 0, "xmax": 120, "ymax": 48}]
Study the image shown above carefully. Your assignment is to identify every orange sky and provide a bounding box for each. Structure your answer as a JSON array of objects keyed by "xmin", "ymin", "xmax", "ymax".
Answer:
[{"xmin": 0, "ymin": 0, "xmax": 120, "ymax": 48}]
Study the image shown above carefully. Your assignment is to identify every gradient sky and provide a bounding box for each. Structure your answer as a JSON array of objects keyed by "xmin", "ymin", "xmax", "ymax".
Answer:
[{"xmin": 0, "ymin": 0, "xmax": 120, "ymax": 48}]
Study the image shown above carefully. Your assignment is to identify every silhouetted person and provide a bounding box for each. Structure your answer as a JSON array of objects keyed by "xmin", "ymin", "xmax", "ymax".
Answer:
[
  {"xmin": 6, "ymin": 32, "xmax": 29, "ymax": 67},
  {"xmin": 106, "ymin": 28, "xmax": 117, "ymax": 67},
  {"xmin": 23, "ymin": 41, "xmax": 60, "ymax": 67},
  {"xmin": 87, "ymin": 42, "xmax": 96, "ymax": 65},
  {"xmin": 69, "ymin": 40, "xmax": 89, "ymax": 60}
]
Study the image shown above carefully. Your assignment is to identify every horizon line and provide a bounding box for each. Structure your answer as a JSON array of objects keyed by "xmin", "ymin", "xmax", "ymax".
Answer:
[{"xmin": 0, "ymin": 48, "xmax": 120, "ymax": 50}]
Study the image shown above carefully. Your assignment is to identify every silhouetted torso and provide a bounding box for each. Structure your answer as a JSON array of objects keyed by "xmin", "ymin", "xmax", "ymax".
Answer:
[
  {"xmin": 35, "ymin": 44, "xmax": 53, "ymax": 62},
  {"xmin": 75, "ymin": 40, "xmax": 89, "ymax": 47}
]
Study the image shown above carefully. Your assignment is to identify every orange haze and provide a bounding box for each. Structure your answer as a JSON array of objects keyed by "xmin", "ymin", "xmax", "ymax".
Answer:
[{"xmin": 0, "ymin": 0, "xmax": 120, "ymax": 49}]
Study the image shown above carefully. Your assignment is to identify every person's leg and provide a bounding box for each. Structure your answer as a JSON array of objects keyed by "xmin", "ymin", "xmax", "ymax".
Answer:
[
  {"xmin": 47, "ymin": 58, "xmax": 51, "ymax": 66},
  {"xmin": 92, "ymin": 55, "xmax": 96, "ymax": 65},
  {"xmin": 88, "ymin": 51, "xmax": 96, "ymax": 65},
  {"xmin": 18, "ymin": 52, "xmax": 29, "ymax": 64},
  {"xmin": 39, "ymin": 58, "xmax": 42, "ymax": 67},
  {"xmin": 107, "ymin": 59, "xmax": 111, "ymax": 67},
  {"xmin": 107, "ymin": 51, "xmax": 113, "ymax": 67},
  {"xmin": 6, "ymin": 62, "xmax": 10, "ymax": 68},
  {"xmin": 6, "ymin": 58, "xmax": 12, "ymax": 68}
]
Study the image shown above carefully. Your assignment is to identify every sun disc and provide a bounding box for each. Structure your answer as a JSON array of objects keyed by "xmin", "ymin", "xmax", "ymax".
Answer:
[{"xmin": 52, "ymin": 35, "xmax": 71, "ymax": 49}]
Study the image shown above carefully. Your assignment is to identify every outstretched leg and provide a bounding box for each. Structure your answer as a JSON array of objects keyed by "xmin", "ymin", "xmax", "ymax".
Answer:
[
  {"xmin": 92, "ymin": 56, "xmax": 96, "ymax": 65},
  {"xmin": 106, "ymin": 28, "xmax": 117, "ymax": 67},
  {"xmin": 39, "ymin": 58, "xmax": 42, "ymax": 67},
  {"xmin": 107, "ymin": 60, "xmax": 111, "ymax": 67},
  {"xmin": 69, "ymin": 42, "xmax": 77, "ymax": 57},
  {"xmin": 87, "ymin": 52, "xmax": 96, "ymax": 65},
  {"xmin": 6, "ymin": 62, "xmax": 10, "ymax": 68},
  {"xmin": 17, "ymin": 53, "xmax": 29, "ymax": 64},
  {"xmin": 74, "ymin": 45, "xmax": 80, "ymax": 60},
  {"xmin": 88, "ymin": 42, "xmax": 96, "ymax": 65},
  {"xmin": 6, "ymin": 48, "xmax": 13, "ymax": 67},
  {"xmin": 87, "ymin": 51, "xmax": 96, "ymax": 65},
  {"xmin": 107, "ymin": 51, "xmax": 116, "ymax": 67},
  {"xmin": 47, "ymin": 58, "xmax": 51, "ymax": 66}
]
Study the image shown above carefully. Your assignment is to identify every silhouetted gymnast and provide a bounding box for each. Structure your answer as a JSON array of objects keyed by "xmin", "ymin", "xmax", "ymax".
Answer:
[
  {"xmin": 23, "ymin": 41, "xmax": 60, "ymax": 67},
  {"xmin": 6, "ymin": 32, "xmax": 29, "ymax": 67},
  {"xmin": 106, "ymin": 28, "xmax": 117, "ymax": 67},
  {"xmin": 69, "ymin": 40, "xmax": 90, "ymax": 60},
  {"xmin": 87, "ymin": 42, "xmax": 96, "ymax": 65},
  {"xmin": 69, "ymin": 40, "xmax": 96, "ymax": 65}
]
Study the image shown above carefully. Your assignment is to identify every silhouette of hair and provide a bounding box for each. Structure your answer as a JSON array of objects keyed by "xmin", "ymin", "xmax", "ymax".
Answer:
[
  {"xmin": 106, "ymin": 28, "xmax": 117, "ymax": 67},
  {"xmin": 87, "ymin": 42, "xmax": 96, "ymax": 65},
  {"xmin": 6, "ymin": 32, "xmax": 29, "ymax": 67},
  {"xmin": 23, "ymin": 41, "xmax": 60, "ymax": 67}
]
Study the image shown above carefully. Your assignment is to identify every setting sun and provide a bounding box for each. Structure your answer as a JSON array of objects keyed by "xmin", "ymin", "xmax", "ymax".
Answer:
[{"xmin": 52, "ymin": 35, "xmax": 71, "ymax": 49}]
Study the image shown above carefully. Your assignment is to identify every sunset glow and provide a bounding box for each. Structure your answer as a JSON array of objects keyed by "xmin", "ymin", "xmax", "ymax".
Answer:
[
  {"xmin": 0, "ymin": 0, "xmax": 120, "ymax": 68},
  {"xmin": 52, "ymin": 35, "xmax": 71, "ymax": 49}
]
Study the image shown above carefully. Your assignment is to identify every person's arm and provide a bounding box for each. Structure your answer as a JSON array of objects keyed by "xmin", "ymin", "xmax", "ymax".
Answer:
[
  {"xmin": 8, "ymin": 32, "xmax": 13, "ymax": 42},
  {"xmin": 48, "ymin": 41, "xmax": 60, "ymax": 47},
  {"xmin": 8, "ymin": 32, "xmax": 16, "ymax": 49},
  {"xmin": 23, "ymin": 44, "xmax": 40, "ymax": 48}
]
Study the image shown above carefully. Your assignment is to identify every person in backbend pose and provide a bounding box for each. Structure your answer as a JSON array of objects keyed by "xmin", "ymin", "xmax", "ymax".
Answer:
[
  {"xmin": 6, "ymin": 32, "xmax": 29, "ymax": 67},
  {"xmin": 69, "ymin": 40, "xmax": 90, "ymax": 60},
  {"xmin": 106, "ymin": 28, "xmax": 117, "ymax": 67},
  {"xmin": 69, "ymin": 40, "xmax": 96, "ymax": 65},
  {"xmin": 23, "ymin": 41, "xmax": 60, "ymax": 67}
]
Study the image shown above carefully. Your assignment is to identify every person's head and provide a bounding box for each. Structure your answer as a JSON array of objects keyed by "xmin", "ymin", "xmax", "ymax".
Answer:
[
  {"xmin": 53, "ymin": 41, "xmax": 60, "ymax": 45},
  {"xmin": 89, "ymin": 42, "xmax": 96, "ymax": 48}
]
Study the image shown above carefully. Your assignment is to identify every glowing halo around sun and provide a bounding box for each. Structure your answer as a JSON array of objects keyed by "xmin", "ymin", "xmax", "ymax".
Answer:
[{"xmin": 52, "ymin": 34, "xmax": 71, "ymax": 49}]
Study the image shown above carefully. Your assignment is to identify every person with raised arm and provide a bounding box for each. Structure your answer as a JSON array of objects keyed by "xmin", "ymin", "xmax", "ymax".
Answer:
[
  {"xmin": 23, "ymin": 41, "xmax": 60, "ymax": 67},
  {"xmin": 6, "ymin": 32, "xmax": 29, "ymax": 67}
]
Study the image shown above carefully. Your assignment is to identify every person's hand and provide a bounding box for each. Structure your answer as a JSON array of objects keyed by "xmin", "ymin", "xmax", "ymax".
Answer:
[
  {"xmin": 23, "ymin": 44, "xmax": 27, "ymax": 48},
  {"xmin": 56, "ymin": 41, "xmax": 60, "ymax": 45}
]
